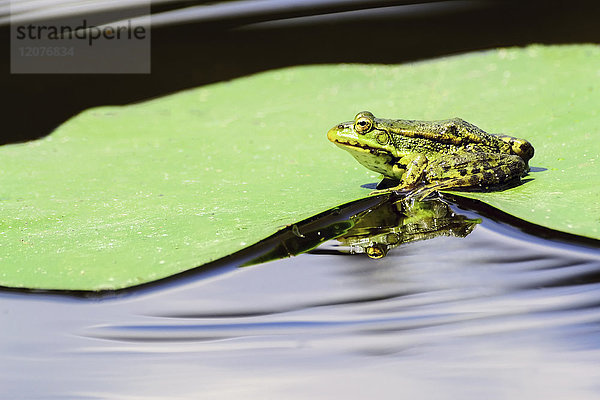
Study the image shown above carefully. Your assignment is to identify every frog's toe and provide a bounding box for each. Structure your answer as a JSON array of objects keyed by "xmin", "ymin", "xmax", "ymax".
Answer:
[
  {"xmin": 369, "ymin": 185, "xmax": 415, "ymax": 197},
  {"xmin": 368, "ymin": 188, "xmax": 393, "ymax": 196},
  {"xmin": 404, "ymin": 184, "xmax": 441, "ymax": 201}
]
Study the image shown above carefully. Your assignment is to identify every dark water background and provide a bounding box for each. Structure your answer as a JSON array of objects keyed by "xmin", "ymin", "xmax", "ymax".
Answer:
[
  {"xmin": 3, "ymin": 0, "xmax": 600, "ymax": 144},
  {"xmin": 2, "ymin": 196, "xmax": 600, "ymax": 399},
  {"xmin": 3, "ymin": 1, "xmax": 600, "ymax": 398}
]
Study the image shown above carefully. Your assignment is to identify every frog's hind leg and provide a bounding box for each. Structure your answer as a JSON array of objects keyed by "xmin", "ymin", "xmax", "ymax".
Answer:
[
  {"xmin": 408, "ymin": 152, "xmax": 526, "ymax": 200},
  {"xmin": 407, "ymin": 175, "xmax": 512, "ymax": 201},
  {"xmin": 492, "ymin": 134, "xmax": 535, "ymax": 166}
]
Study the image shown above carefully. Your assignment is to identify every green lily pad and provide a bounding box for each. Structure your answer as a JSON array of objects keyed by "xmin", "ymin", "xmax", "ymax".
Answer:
[{"xmin": 1, "ymin": 44, "xmax": 598, "ymax": 291}]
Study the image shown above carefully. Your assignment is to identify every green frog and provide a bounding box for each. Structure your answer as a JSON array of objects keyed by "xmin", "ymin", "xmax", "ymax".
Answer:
[{"xmin": 327, "ymin": 111, "xmax": 534, "ymax": 198}]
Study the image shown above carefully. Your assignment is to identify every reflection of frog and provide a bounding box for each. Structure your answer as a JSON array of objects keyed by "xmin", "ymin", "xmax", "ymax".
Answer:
[
  {"xmin": 327, "ymin": 111, "xmax": 534, "ymax": 198},
  {"xmin": 336, "ymin": 197, "xmax": 480, "ymax": 259}
]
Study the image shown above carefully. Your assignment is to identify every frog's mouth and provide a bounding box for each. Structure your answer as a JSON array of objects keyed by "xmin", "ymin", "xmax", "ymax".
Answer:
[
  {"xmin": 333, "ymin": 139, "xmax": 371, "ymax": 151},
  {"xmin": 327, "ymin": 126, "xmax": 377, "ymax": 153},
  {"xmin": 332, "ymin": 139, "xmax": 392, "ymax": 158},
  {"xmin": 327, "ymin": 127, "xmax": 397, "ymax": 174}
]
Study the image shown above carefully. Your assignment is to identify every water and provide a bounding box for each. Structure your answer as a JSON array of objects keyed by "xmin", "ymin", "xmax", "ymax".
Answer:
[{"xmin": 2, "ymin": 197, "xmax": 600, "ymax": 399}]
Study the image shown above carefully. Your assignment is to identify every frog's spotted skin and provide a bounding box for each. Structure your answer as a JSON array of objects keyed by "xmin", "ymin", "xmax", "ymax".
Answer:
[
  {"xmin": 327, "ymin": 111, "xmax": 534, "ymax": 199},
  {"xmin": 493, "ymin": 133, "xmax": 535, "ymax": 164}
]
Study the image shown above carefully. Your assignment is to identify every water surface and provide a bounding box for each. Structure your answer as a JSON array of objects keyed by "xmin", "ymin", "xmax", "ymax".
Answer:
[{"xmin": 2, "ymin": 200, "xmax": 600, "ymax": 399}]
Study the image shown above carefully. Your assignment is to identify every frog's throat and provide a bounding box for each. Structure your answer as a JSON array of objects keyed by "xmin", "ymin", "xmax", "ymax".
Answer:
[{"xmin": 334, "ymin": 142, "xmax": 397, "ymax": 177}]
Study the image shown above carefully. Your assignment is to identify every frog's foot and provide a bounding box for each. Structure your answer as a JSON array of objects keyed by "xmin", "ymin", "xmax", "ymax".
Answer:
[
  {"xmin": 403, "ymin": 184, "xmax": 443, "ymax": 201},
  {"xmin": 369, "ymin": 188, "xmax": 390, "ymax": 196},
  {"xmin": 369, "ymin": 184, "xmax": 417, "ymax": 197}
]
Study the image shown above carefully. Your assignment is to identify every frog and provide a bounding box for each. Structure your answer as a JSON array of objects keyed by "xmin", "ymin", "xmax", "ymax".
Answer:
[{"xmin": 327, "ymin": 111, "xmax": 534, "ymax": 199}]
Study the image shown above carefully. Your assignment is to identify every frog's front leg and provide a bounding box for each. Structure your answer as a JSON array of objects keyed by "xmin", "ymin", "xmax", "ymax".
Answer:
[
  {"xmin": 370, "ymin": 153, "xmax": 428, "ymax": 195},
  {"xmin": 397, "ymin": 153, "xmax": 429, "ymax": 188}
]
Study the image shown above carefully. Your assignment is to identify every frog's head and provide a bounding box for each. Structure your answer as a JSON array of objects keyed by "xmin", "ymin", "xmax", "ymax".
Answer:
[{"xmin": 327, "ymin": 111, "xmax": 398, "ymax": 176}]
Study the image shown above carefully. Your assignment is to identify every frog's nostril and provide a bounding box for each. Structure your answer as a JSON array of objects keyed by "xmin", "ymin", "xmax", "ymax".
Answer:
[{"xmin": 337, "ymin": 124, "xmax": 344, "ymax": 129}]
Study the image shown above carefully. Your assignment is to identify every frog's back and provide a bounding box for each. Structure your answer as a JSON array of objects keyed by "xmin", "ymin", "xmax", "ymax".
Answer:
[
  {"xmin": 380, "ymin": 117, "xmax": 508, "ymax": 156},
  {"xmin": 381, "ymin": 117, "xmax": 533, "ymax": 163},
  {"xmin": 433, "ymin": 118, "xmax": 534, "ymax": 163}
]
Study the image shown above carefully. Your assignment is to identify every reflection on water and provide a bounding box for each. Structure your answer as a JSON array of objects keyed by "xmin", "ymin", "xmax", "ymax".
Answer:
[
  {"xmin": 244, "ymin": 195, "xmax": 479, "ymax": 265},
  {"xmin": 1, "ymin": 199, "xmax": 600, "ymax": 399},
  {"xmin": 334, "ymin": 197, "xmax": 479, "ymax": 259}
]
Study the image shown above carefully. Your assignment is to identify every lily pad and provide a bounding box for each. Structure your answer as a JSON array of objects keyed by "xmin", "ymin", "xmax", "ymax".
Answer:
[{"xmin": 1, "ymin": 44, "xmax": 598, "ymax": 291}]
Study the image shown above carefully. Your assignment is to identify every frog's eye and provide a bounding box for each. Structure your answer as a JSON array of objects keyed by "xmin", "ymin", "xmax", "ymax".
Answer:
[
  {"xmin": 354, "ymin": 116, "xmax": 373, "ymax": 133},
  {"xmin": 366, "ymin": 244, "xmax": 388, "ymax": 259},
  {"xmin": 375, "ymin": 132, "xmax": 389, "ymax": 145}
]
